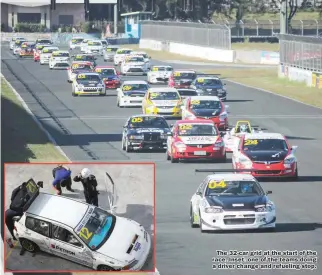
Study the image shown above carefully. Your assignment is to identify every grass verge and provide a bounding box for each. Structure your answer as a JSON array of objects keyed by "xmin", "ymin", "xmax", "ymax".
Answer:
[
  {"xmin": 202, "ymin": 68, "xmax": 322, "ymax": 108},
  {"xmin": 231, "ymin": 42, "xmax": 279, "ymax": 51}
]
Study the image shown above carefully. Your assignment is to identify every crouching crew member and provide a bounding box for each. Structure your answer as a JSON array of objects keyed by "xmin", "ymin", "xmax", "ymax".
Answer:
[{"xmin": 52, "ymin": 164, "xmax": 74, "ymax": 195}]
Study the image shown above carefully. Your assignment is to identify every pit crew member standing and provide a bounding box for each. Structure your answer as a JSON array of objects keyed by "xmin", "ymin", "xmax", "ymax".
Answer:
[
  {"xmin": 73, "ymin": 168, "xmax": 99, "ymax": 206},
  {"xmin": 52, "ymin": 165, "xmax": 74, "ymax": 195}
]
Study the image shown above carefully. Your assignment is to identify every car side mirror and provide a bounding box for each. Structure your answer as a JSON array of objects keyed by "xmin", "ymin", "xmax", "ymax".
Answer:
[
  {"xmin": 266, "ymin": 191, "xmax": 272, "ymax": 195},
  {"xmin": 196, "ymin": 191, "xmax": 202, "ymax": 196},
  {"xmin": 291, "ymin": 145, "xmax": 298, "ymax": 151}
]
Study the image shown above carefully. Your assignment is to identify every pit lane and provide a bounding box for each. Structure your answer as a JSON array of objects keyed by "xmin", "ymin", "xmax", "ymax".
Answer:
[{"xmin": 2, "ymin": 44, "xmax": 322, "ymax": 275}]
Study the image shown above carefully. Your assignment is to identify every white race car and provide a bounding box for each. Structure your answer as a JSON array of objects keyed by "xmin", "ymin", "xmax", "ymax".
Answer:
[
  {"xmin": 223, "ymin": 121, "xmax": 264, "ymax": 152},
  {"xmin": 147, "ymin": 65, "xmax": 173, "ymax": 84},
  {"xmin": 117, "ymin": 80, "xmax": 149, "ymax": 107},
  {"xmin": 49, "ymin": 50, "xmax": 70, "ymax": 69},
  {"xmin": 10, "ymin": 37, "xmax": 25, "ymax": 50},
  {"xmin": 113, "ymin": 48, "xmax": 133, "ymax": 65},
  {"xmin": 69, "ymin": 37, "xmax": 84, "ymax": 50},
  {"xmin": 80, "ymin": 39, "xmax": 90, "ymax": 53},
  {"xmin": 40, "ymin": 46, "xmax": 59, "ymax": 65},
  {"xmin": 120, "ymin": 55, "xmax": 148, "ymax": 76},
  {"xmin": 103, "ymin": 45, "xmax": 119, "ymax": 61},
  {"xmin": 12, "ymin": 177, "xmax": 151, "ymax": 271},
  {"xmin": 130, "ymin": 51, "xmax": 151, "ymax": 68},
  {"xmin": 72, "ymin": 72, "xmax": 106, "ymax": 96},
  {"xmin": 13, "ymin": 39, "xmax": 27, "ymax": 55},
  {"xmin": 190, "ymin": 170, "xmax": 276, "ymax": 232},
  {"xmin": 85, "ymin": 40, "xmax": 103, "ymax": 55}
]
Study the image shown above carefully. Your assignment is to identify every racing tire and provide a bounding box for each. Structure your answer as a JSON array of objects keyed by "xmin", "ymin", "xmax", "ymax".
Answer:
[
  {"xmin": 199, "ymin": 211, "xmax": 206, "ymax": 233},
  {"xmin": 72, "ymin": 92, "xmax": 77, "ymax": 97},
  {"xmin": 49, "ymin": 67, "xmax": 52, "ymax": 70},
  {"xmin": 19, "ymin": 238, "xmax": 39, "ymax": 253},
  {"xmin": 290, "ymin": 168, "xmax": 299, "ymax": 181},
  {"xmin": 125, "ymin": 139, "xmax": 132, "ymax": 153},
  {"xmin": 170, "ymin": 150, "xmax": 179, "ymax": 163},
  {"xmin": 190, "ymin": 205, "xmax": 199, "ymax": 228},
  {"xmin": 97, "ymin": 265, "xmax": 116, "ymax": 271},
  {"xmin": 121, "ymin": 137, "xmax": 126, "ymax": 150},
  {"xmin": 166, "ymin": 150, "xmax": 171, "ymax": 160}
]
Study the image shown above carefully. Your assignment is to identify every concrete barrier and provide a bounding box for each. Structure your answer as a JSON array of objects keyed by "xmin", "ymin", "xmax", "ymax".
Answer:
[
  {"xmin": 139, "ymin": 39, "xmax": 279, "ymax": 64},
  {"xmin": 278, "ymin": 64, "xmax": 314, "ymax": 87}
]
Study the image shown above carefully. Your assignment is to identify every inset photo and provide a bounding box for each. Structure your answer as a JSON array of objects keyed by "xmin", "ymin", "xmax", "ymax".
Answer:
[{"xmin": 4, "ymin": 162, "xmax": 155, "ymax": 272}]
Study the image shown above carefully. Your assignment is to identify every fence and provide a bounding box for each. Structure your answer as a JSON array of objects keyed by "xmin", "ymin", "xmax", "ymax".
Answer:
[
  {"xmin": 140, "ymin": 21, "xmax": 231, "ymax": 50},
  {"xmin": 212, "ymin": 19, "xmax": 322, "ymax": 37},
  {"xmin": 278, "ymin": 34, "xmax": 322, "ymax": 72}
]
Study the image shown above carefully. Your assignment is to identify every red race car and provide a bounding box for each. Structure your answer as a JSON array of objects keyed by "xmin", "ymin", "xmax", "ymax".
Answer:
[
  {"xmin": 19, "ymin": 42, "xmax": 35, "ymax": 58},
  {"xmin": 232, "ymin": 132, "xmax": 299, "ymax": 179},
  {"xmin": 34, "ymin": 44, "xmax": 48, "ymax": 62},
  {"xmin": 94, "ymin": 66, "xmax": 121, "ymax": 89},
  {"xmin": 168, "ymin": 69, "xmax": 196, "ymax": 88},
  {"xmin": 181, "ymin": 96, "xmax": 229, "ymax": 130},
  {"xmin": 166, "ymin": 119, "xmax": 226, "ymax": 163}
]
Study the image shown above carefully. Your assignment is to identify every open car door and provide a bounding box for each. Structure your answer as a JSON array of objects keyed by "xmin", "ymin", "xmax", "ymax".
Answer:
[{"xmin": 105, "ymin": 172, "xmax": 117, "ymax": 213}]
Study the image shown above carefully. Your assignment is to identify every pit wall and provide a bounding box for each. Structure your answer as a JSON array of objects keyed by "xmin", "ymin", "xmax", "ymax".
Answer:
[
  {"xmin": 139, "ymin": 39, "xmax": 280, "ymax": 65},
  {"xmin": 278, "ymin": 64, "xmax": 322, "ymax": 89}
]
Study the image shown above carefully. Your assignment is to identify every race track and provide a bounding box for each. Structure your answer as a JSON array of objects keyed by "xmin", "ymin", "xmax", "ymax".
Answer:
[{"xmin": 2, "ymin": 44, "xmax": 322, "ymax": 275}]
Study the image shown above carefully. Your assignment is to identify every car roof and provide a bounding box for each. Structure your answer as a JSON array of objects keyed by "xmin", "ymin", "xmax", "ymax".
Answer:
[
  {"xmin": 107, "ymin": 45, "xmax": 119, "ymax": 48},
  {"xmin": 196, "ymin": 76, "xmax": 220, "ymax": 80},
  {"xmin": 189, "ymin": 95, "xmax": 220, "ymax": 101},
  {"xmin": 43, "ymin": 46, "xmax": 58, "ymax": 49},
  {"xmin": 26, "ymin": 193, "xmax": 88, "ymax": 228},
  {"xmin": 95, "ymin": 66, "xmax": 115, "ymax": 68},
  {"xmin": 76, "ymin": 72, "xmax": 99, "ymax": 75},
  {"xmin": 132, "ymin": 51, "xmax": 146, "ymax": 54},
  {"xmin": 122, "ymin": 80, "xmax": 147, "ymax": 84},
  {"xmin": 244, "ymin": 132, "xmax": 285, "ymax": 140},
  {"xmin": 206, "ymin": 173, "xmax": 256, "ymax": 181},
  {"xmin": 117, "ymin": 48, "xmax": 132, "ymax": 51},
  {"xmin": 177, "ymin": 88, "xmax": 197, "ymax": 91},
  {"xmin": 148, "ymin": 87, "xmax": 178, "ymax": 92},
  {"xmin": 177, "ymin": 119, "xmax": 214, "ymax": 124},
  {"xmin": 152, "ymin": 65, "xmax": 172, "ymax": 68},
  {"xmin": 72, "ymin": 61, "xmax": 91, "ymax": 64},
  {"xmin": 53, "ymin": 50, "xmax": 69, "ymax": 53}
]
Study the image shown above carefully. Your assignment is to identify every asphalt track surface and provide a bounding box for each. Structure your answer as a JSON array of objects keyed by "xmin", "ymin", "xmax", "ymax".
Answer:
[
  {"xmin": 2, "ymin": 44, "xmax": 322, "ymax": 275},
  {"xmin": 4, "ymin": 163, "xmax": 154, "ymax": 271}
]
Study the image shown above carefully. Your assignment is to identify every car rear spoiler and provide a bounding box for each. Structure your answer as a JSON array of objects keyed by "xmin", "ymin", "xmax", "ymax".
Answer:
[
  {"xmin": 195, "ymin": 169, "xmax": 257, "ymax": 173},
  {"xmin": 105, "ymin": 172, "xmax": 117, "ymax": 213}
]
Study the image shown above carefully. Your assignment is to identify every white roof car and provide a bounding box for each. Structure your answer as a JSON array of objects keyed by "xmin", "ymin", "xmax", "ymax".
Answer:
[
  {"xmin": 13, "ymin": 178, "xmax": 151, "ymax": 271},
  {"xmin": 244, "ymin": 133, "xmax": 285, "ymax": 140}
]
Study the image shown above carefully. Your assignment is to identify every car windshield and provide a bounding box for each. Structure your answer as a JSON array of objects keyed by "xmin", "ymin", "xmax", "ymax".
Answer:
[
  {"xmin": 151, "ymin": 67, "xmax": 173, "ymax": 72},
  {"xmin": 196, "ymin": 78, "xmax": 222, "ymax": 86},
  {"xmin": 74, "ymin": 206, "xmax": 116, "ymax": 250},
  {"xmin": 76, "ymin": 74, "xmax": 100, "ymax": 83},
  {"xmin": 242, "ymin": 138, "xmax": 288, "ymax": 151},
  {"xmin": 127, "ymin": 57, "xmax": 144, "ymax": 62},
  {"xmin": 150, "ymin": 91, "xmax": 179, "ymax": 100},
  {"xmin": 15, "ymin": 40, "xmax": 26, "ymax": 46},
  {"xmin": 116, "ymin": 49, "xmax": 131, "ymax": 54},
  {"xmin": 101, "ymin": 41, "xmax": 107, "ymax": 45},
  {"xmin": 72, "ymin": 64, "xmax": 92, "ymax": 71},
  {"xmin": 75, "ymin": 55, "xmax": 94, "ymax": 61},
  {"xmin": 88, "ymin": 41, "xmax": 101, "ymax": 46},
  {"xmin": 205, "ymin": 180, "xmax": 263, "ymax": 196},
  {"xmin": 106, "ymin": 47, "xmax": 118, "ymax": 52},
  {"xmin": 97, "ymin": 68, "xmax": 116, "ymax": 75},
  {"xmin": 178, "ymin": 123, "xmax": 217, "ymax": 136},
  {"xmin": 71, "ymin": 38, "xmax": 83, "ymax": 44},
  {"xmin": 178, "ymin": 89, "xmax": 198, "ymax": 97},
  {"xmin": 173, "ymin": 72, "xmax": 196, "ymax": 79},
  {"xmin": 53, "ymin": 52, "xmax": 69, "ymax": 57},
  {"xmin": 190, "ymin": 99, "xmax": 222, "ymax": 110},
  {"xmin": 129, "ymin": 116, "xmax": 169, "ymax": 128},
  {"xmin": 42, "ymin": 48, "xmax": 58, "ymax": 53},
  {"xmin": 122, "ymin": 84, "xmax": 148, "ymax": 91},
  {"xmin": 37, "ymin": 39, "xmax": 51, "ymax": 44}
]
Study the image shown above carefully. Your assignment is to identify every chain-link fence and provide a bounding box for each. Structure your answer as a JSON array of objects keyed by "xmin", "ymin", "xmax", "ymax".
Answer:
[
  {"xmin": 278, "ymin": 34, "xmax": 322, "ymax": 72},
  {"xmin": 140, "ymin": 21, "xmax": 231, "ymax": 50}
]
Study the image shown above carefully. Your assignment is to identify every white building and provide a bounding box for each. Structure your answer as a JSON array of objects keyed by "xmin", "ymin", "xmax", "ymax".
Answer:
[{"xmin": 1, "ymin": 0, "xmax": 118, "ymax": 31}]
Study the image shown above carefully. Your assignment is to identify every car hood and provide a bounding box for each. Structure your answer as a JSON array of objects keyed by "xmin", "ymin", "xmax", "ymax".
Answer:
[
  {"xmin": 206, "ymin": 195, "xmax": 268, "ymax": 210},
  {"xmin": 123, "ymin": 91, "xmax": 146, "ymax": 97},
  {"xmin": 102, "ymin": 75, "xmax": 118, "ymax": 80},
  {"xmin": 53, "ymin": 57, "xmax": 69, "ymax": 61},
  {"xmin": 175, "ymin": 79, "xmax": 193, "ymax": 84},
  {"xmin": 128, "ymin": 128, "xmax": 169, "ymax": 135},
  {"xmin": 95, "ymin": 217, "xmax": 142, "ymax": 262},
  {"xmin": 179, "ymin": 135, "xmax": 219, "ymax": 144},
  {"xmin": 243, "ymin": 150, "xmax": 288, "ymax": 162},
  {"xmin": 196, "ymin": 85, "xmax": 223, "ymax": 90},
  {"xmin": 191, "ymin": 109, "xmax": 221, "ymax": 117},
  {"xmin": 72, "ymin": 70, "xmax": 92, "ymax": 75},
  {"xmin": 76, "ymin": 80, "xmax": 100, "ymax": 86},
  {"xmin": 126, "ymin": 62, "xmax": 144, "ymax": 66},
  {"xmin": 151, "ymin": 100, "xmax": 179, "ymax": 106}
]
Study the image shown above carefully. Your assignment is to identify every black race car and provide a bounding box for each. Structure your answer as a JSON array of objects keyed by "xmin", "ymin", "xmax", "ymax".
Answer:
[
  {"xmin": 177, "ymin": 88, "xmax": 198, "ymax": 99},
  {"xmin": 121, "ymin": 115, "xmax": 171, "ymax": 152}
]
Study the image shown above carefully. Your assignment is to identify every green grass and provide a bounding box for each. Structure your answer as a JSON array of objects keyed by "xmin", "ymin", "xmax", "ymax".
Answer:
[
  {"xmin": 1, "ymin": 77, "xmax": 68, "ymax": 162},
  {"xmin": 232, "ymin": 42, "xmax": 279, "ymax": 51}
]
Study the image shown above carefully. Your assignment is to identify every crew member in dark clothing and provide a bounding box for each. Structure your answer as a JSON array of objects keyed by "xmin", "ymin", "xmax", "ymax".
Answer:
[
  {"xmin": 5, "ymin": 183, "xmax": 29, "ymax": 240},
  {"xmin": 52, "ymin": 165, "xmax": 74, "ymax": 195},
  {"xmin": 73, "ymin": 168, "xmax": 99, "ymax": 206}
]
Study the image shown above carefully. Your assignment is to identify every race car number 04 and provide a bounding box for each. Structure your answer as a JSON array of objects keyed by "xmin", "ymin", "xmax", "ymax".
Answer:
[
  {"xmin": 174, "ymin": 72, "xmax": 181, "ymax": 76},
  {"xmin": 79, "ymin": 227, "xmax": 93, "ymax": 240},
  {"xmin": 179, "ymin": 124, "xmax": 192, "ymax": 130},
  {"xmin": 244, "ymin": 139, "xmax": 258, "ymax": 146},
  {"xmin": 122, "ymin": 85, "xmax": 132, "ymax": 91},
  {"xmin": 78, "ymin": 74, "xmax": 86, "ymax": 79},
  {"xmin": 96, "ymin": 68, "xmax": 102, "ymax": 72},
  {"xmin": 208, "ymin": 180, "xmax": 226, "ymax": 189},
  {"xmin": 131, "ymin": 117, "xmax": 143, "ymax": 123},
  {"xmin": 191, "ymin": 100, "xmax": 200, "ymax": 105},
  {"xmin": 197, "ymin": 78, "xmax": 204, "ymax": 83},
  {"xmin": 152, "ymin": 67, "xmax": 158, "ymax": 71}
]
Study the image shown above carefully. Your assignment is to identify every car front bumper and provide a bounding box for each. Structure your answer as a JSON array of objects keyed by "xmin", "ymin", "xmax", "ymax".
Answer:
[
  {"xmin": 119, "ymin": 97, "xmax": 143, "ymax": 107},
  {"xmin": 173, "ymin": 146, "xmax": 225, "ymax": 160},
  {"xmin": 234, "ymin": 162, "xmax": 297, "ymax": 177},
  {"xmin": 145, "ymin": 107, "xmax": 181, "ymax": 117},
  {"xmin": 129, "ymin": 139, "xmax": 167, "ymax": 150}
]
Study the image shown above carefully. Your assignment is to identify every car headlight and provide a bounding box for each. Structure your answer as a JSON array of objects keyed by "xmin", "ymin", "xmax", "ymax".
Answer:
[
  {"xmin": 205, "ymin": 207, "xmax": 223, "ymax": 213},
  {"xmin": 214, "ymin": 140, "xmax": 224, "ymax": 148},
  {"xmin": 284, "ymin": 157, "xmax": 296, "ymax": 164},
  {"xmin": 122, "ymin": 259, "xmax": 138, "ymax": 270},
  {"xmin": 129, "ymin": 135, "xmax": 144, "ymax": 140},
  {"xmin": 161, "ymin": 134, "xmax": 168, "ymax": 139},
  {"xmin": 97, "ymin": 84, "xmax": 104, "ymax": 87},
  {"xmin": 174, "ymin": 142, "xmax": 186, "ymax": 149},
  {"xmin": 76, "ymin": 84, "xmax": 84, "ymax": 89},
  {"xmin": 255, "ymin": 204, "xmax": 273, "ymax": 212}
]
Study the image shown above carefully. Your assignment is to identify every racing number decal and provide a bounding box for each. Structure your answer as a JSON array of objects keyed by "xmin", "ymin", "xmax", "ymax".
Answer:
[
  {"xmin": 122, "ymin": 85, "xmax": 132, "ymax": 91},
  {"xmin": 116, "ymin": 50, "xmax": 124, "ymax": 54},
  {"xmin": 197, "ymin": 78, "xmax": 204, "ymax": 83},
  {"xmin": 79, "ymin": 227, "xmax": 93, "ymax": 240},
  {"xmin": 106, "ymin": 48, "xmax": 112, "ymax": 52},
  {"xmin": 43, "ymin": 49, "xmax": 49, "ymax": 53},
  {"xmin": 208, "ymin": 180, "xmax": 226, "ymax": 189},
  {"xmin": 88, "ymin": 41, "xmax": 94, "ymax": 45},
  {"xmin": 71, "ymin": 39, "xmax": 76, "ymax": 42},
  {"xmin": 150, "ymin": 92, "xmax": 158, "ymax": 98},
  {"xmin": 26, "ymin": 181, "xmax": 37, "ymax": 193},
  {"xmin": 179, "ymin": 124, "xmax": 192, "ymax": 130},
  {"xmin": 131, "ymin": 117, "xmax": 143, "ymax": 123},
  {"xmin": 77, "ymin": 74, "xmax": 86, "ymax": 79},
  {"xmin": 76, "ymin": 55, "xmax": 82, "ymax": 59},
  {"xmin": 72, "ymin": 64, "xmax": 79, "ymax": 69},
  {"xmin": 96, "ymin": 68, "xmax": 102, "ymax": 73},
  {"xmin": 174, "ymin": 72, "xmax": 181, "ymax": 77},
  {"xmin": 244, "ymin": 139, "xmax": 258, "ymax": 146},
  {"xmin": 191, "ymin": 100, "xmax": 200, "ymax": 105},
  {"xmin": 152, "ymin": 67, "xmax": 158, "ymax": 71}
]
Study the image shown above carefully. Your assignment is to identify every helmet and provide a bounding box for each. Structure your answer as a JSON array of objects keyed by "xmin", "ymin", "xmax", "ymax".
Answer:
[
  {"xmin": 240, "ymin": 124, "xmax": 248, "ymax": 133},
  {"xmin": 81, "ymin": 168, "xmax": 91, "ymax": 178}
]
